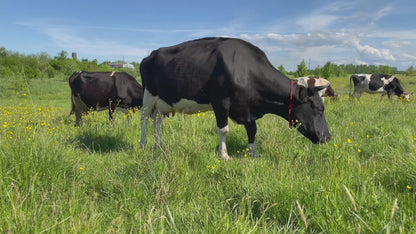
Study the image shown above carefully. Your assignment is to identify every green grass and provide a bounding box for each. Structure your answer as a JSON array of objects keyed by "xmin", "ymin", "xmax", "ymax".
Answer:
[{"xmin": 0, "ymin": 76, "xmax": 415, "ymax": 233}]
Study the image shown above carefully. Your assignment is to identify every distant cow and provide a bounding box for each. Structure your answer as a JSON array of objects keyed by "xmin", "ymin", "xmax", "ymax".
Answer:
[
  {"xmin": 69, "ymin": 71, "xmax": 143, "ymax": 126},
  {"xmin": 139, "ymin": 37, "xmax": 331, "ymax": 160},
  {"xmin": 295, "ymin": 76, "xmax": 339, "ymax": 102},
  {"xmin": 349, "ymin": 74, "xmax": 409, "ymax": 101}
]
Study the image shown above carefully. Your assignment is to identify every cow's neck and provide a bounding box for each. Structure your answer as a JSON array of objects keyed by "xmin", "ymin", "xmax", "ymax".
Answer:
[{"xmin": 254, "ymin": 76, "xmax": 293, "ymax": 119}]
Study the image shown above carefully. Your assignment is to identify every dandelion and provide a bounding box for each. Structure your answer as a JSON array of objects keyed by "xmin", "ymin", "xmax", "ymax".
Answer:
[
  {"xmin": 350, "ymin": 122, "xmax": 354, "ymax": 125},
  {"xmin": 354, "ymin": 144, "xmax": 357, "ymax": 147},
  {"xmin": 366, "ymin": 134, "xmax": 370, "ymax": 139},
  {"xmin": 407, "ymin": 185, "xmax": 412, "ymax": 190},
  {"xmin": 2, "ymin": 124, "xmax": 6, "ymax": 128},
  {"xmin": 217, "ymin": 160, "xmax": 221, "ymax": 163},
  {"xmin": 80, "ymin": 167, "xmax": 84, "ymax": 170},
  {"xmin": 358, "ymin": 149, "xmax": 362, "ymax": 153},
  {"xmin": 334, "ymin": 143, "xmax": 338, "ymax": 147},
  {"xmin": 347, "ymin": 138, "xmax": 352, "ymax": 144}
]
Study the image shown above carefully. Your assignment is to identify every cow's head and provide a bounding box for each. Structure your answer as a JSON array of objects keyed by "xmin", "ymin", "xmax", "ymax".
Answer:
[
  {"xmin": 291, "ymin": 85, "xmax": 331, "ymax": 144},
  {"xmin": 401, "ymin": 92, "xmax": 410, "ymax": 101}
]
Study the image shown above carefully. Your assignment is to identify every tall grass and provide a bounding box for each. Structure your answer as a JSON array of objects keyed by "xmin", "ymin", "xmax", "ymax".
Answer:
[{"xmin": 0, "ymin": 77, "xmax": 415, "ymax": 232}]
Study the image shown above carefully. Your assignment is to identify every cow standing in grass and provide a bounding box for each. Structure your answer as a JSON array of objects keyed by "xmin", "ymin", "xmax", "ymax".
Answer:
[
  {"xmin": 349, "ymin": 74, "xmax": 410, "ymax": 101},
  {"xmin": 69, "ymin": 71, "xmax": 143, "ymax": 126},
  {"xmin": 139, "ymin": 37, "xmax": 331, "ymax": 159}
]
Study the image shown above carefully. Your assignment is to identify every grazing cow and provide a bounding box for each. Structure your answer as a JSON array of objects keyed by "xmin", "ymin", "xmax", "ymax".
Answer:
[
  {"xmin": 69, "ymin": 71, "xmax": 143, "ymax": 126},
  {"xmin": 139, "ymin": 37, "xmax": 331, "ymax": 160},
  {"xmin": 349, "ymin": 74, "xmax": 410, "ymax": 101},
  {"xmin": 295, "ymin": 76, "xmax": 339, "ymax": 102}
]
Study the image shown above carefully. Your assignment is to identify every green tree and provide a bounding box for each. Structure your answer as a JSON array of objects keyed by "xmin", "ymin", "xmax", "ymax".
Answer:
[
  {"xmin": 407, "ymin": 66, "xmax": 415, "ymax": 76},
  {"xmin": 321, "ymin": 61, "xmax": 334, "ymax": 79},
  {"xmin": 278, "ymin": 65, "xmax": 288, "ymax": 76},
  {"xmin": 55, "ymin": 50, "xmax": 68, "ymax": 60},
  {"xmin": 296, "ymin": 59, "xmax": 308, "ymax": 77},
  {"xmin": 0, "ymin": 47, "xmax": 7, "ymax": 57},
  {"xmin": 379, "ymin": 65, "xmax": 392, "ymax": 74}
]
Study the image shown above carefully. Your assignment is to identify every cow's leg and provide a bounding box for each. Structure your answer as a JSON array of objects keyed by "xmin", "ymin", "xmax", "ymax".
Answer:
[
  {"xmin": 75, "ymin": 110, "xmax": 83, "ymax": 126},
  {"xmin": 153, "ymin": 110, "xmax": 164, "ymax": 147},
  {"xmin": 218, "ymin": 125, "xmax": 230, "ymax": 160},
  {"xmin": 244, "ymin": 121, "xmax": 257, "ymax": 157},
  {"xmin": 108, "ymin": 99, "xmax": 117, "ymax": 121},
  {"xmin": 388, "ymin": 92, "xmax": 393, "ymax": 102},
  {"xmin": 140, "ymin": 90, "xmax": 157, "ymax": 148},
  {"xmin": 212, "ymin": 104, "xmax": 231, "ymax": 160},
  {"xmin": 72, "ymin": 94, "xmax": 85, "ymax": 126}
]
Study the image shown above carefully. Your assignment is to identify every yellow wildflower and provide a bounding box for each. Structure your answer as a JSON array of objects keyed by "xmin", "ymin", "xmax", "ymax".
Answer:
[{"xmin": 347, "ymin": 138, "xmax": 352, "ymax": 144}]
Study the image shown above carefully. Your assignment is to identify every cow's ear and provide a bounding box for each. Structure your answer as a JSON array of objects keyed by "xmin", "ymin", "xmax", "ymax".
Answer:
[
  {"xmin": 307, "ymin": 85, "xmax": 328, "ymax": 96},
  {"xmin": 295, "ymin": 85, "xmax": 310, "ymax": 103}
]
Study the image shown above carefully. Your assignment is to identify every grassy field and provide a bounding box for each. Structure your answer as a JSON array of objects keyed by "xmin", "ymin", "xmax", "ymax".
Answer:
[{"xmin": 0, "ymin": 75, "xmax": 415, "ymax": 233}]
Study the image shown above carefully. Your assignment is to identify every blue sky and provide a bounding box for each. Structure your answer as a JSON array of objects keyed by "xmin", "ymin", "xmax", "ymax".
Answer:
[{"xmin": 1, "ymin": 0, "xmax": 416, "ymax": 71}]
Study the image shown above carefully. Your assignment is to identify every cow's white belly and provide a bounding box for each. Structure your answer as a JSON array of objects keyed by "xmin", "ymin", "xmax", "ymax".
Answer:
[
  {"xmin": 143, "ymin": 89, "xmax": 212, "ymax": 114},
  {"xmin": 156, "ymin": 98, "xmax": 212, "ymax": 114}
]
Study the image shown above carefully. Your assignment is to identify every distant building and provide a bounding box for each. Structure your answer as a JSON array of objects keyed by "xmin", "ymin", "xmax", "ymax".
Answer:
[{"xmin": 109, "ymin": 62, "xmax": 135, "ymax": 69}]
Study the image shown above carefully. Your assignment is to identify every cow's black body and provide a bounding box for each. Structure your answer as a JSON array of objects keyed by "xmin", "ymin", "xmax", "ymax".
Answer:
[
  {"xmin": 140, "ymin": 37, "xmax": 331, "ymax": 159},
  {"xmin": 349, "ymin": 74, "xmax": 409, "ymax": 101},
  {"xmin": 69, "ymin": 71, "xmax": 143, "ymax": 125}
]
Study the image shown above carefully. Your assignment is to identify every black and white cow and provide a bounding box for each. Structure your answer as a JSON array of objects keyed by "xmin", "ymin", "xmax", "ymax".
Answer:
[
  {"xmin": 69, "ymin": 71, "xmax": 143, "ymax": 126},
  {"xmin": 349, "ymin": 74, "xmax": 410, "ymax": 101},
  {"xmin": 139, "ymin": 37, "xmax": 331, "ymax": 160},
  {"xmin": 295, "ymin": 76, "xmax": 339, "ymax": 102}
]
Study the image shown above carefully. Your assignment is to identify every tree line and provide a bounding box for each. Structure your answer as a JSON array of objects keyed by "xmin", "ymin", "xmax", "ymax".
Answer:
[
  {"xmin": 0, "ymin": 48, "xmax": 140, "ymax": 80},
  {"xmin": 280, "ymin": 59, "xmax": 415, "ymax": 79},
  {"xmin": 0, "ymin": 47, "xmax": 415, "ymax": 81}
]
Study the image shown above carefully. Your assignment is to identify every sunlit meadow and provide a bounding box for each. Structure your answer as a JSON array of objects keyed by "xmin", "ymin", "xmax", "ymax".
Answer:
[{"xmin": 0, "ymin": 76, "xmax": 415, "ymax": 233}]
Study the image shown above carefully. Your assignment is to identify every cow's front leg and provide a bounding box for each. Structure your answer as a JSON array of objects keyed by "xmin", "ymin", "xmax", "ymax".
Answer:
[
  {"xmin": 218, "ymin": 125, "xmax": 230, "ymax": 160},
  {"xmin": 244, "ymin": 121, "xmax": 257, "ymax": 157}
]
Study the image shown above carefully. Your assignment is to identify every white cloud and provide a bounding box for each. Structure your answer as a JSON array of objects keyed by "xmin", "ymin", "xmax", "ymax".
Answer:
[{"xmin": 352, "ymin": 39, "xmax": 395, "ymax": 61}]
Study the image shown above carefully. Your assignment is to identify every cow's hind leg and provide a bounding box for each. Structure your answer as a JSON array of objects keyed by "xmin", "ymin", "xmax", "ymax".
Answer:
[
  {"xmin": 108, "ymin": 99, "xmax": 117, "ymax": 121},
  {"xmin": 153, "ymin": 110, "xmax": 164, "ymax": 147},
  {"xmin": 72, "ymin": 94, "xmax": 86, "ymax": 126},
  {"xmin": 140, "ymin": 90, "xmax": 157, "ymax": 148},
  {"xmin": 244, "ymin": 121, "xmax": 258, "ymax": 157}
]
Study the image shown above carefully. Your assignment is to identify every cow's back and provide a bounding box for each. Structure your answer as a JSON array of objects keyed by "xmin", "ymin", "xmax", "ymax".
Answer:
[{"xmin": 141, "ymin": 38, "xmax": 225, "ymax": 105}]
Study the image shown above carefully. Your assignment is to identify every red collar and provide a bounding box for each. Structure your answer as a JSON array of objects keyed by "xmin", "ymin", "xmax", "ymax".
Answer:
[{"xmin": 288, "ymin": 81, "xmax": 295, "ymax": 128}]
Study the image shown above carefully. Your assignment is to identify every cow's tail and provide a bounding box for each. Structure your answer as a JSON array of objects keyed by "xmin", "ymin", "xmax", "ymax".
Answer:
[{"xmin": 349, "ymin": 75, "xmax": 353, "ymax": 97}]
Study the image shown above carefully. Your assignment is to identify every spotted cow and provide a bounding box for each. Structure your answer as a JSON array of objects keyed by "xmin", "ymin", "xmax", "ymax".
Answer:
[
  {"xmin": 349, "ymin": 74, "xmax": 409, "ymax": 101},
  {"xmin": 139, "ymin": 37, "xmax": 331, "ymax": 159}
]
